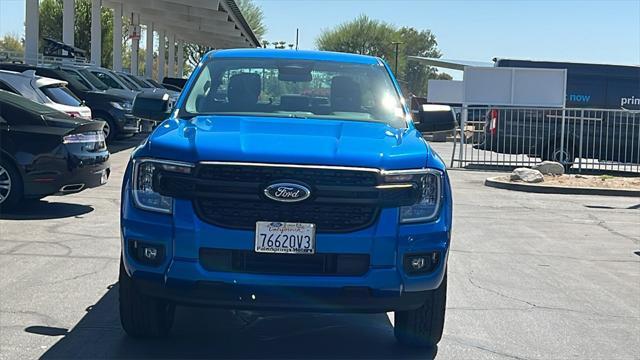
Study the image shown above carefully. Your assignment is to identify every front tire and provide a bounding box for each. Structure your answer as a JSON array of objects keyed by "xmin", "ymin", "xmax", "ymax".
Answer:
[
  {"xmin": 95, "ymin": 115, "xmax": 118, "ymax": 143},
  {"xmin": 394, "ymin": 272, "xmax": 447, "ymax": 348},
  {"xmin": 119, "ymin": 258, "xmax": 175, "ymax": 338}
]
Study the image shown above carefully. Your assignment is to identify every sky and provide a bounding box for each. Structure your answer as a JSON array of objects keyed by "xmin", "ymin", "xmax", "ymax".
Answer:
[{"xmin": 1, "ymin": 0, "xmax": 639, "ymax": 79}]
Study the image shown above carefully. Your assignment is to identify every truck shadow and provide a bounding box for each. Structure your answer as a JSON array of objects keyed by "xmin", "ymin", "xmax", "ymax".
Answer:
[
  {"xmin": 36, "ymin": 285, "xmax": 437, "ymax": 359},
  {"xmin": 0, "ymin": 201, "xmax": 93, "ymax": 220}
]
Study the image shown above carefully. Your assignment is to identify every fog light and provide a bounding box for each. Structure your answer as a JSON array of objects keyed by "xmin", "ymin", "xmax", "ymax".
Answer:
[
  {"xmin": 144, "ymin": 247, "xmax": 158, "ymax": 260},
  {"xmin": 411, "ymin": 257, "xmax": 426, "ymax": 270},
  {"xmin": 129, "ymin": 240, "xmax": 165, "ymax": 266},
  {"xmin": 404, "ymin": 252, "xmax": 440, "ymax": 275}
]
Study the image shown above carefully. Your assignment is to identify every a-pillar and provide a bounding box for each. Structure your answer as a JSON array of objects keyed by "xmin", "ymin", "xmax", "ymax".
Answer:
[
  {"xmin": 24, "ymin": 0, "xmax": 39, "ymax": 64},
  {"xmin": 144, "ymin": 23, "xmax": 154, "ymax": 78},
  {"xmin": 90, "ymin": 0, "xmax": 101, "ymax": 66},
  {"xmin": 167, "ymin": 32, "xmax": 175, "ymax": 78},
  {"xmin": 112, "ymin": 4, "xmax": 123, "ymax": 71}
]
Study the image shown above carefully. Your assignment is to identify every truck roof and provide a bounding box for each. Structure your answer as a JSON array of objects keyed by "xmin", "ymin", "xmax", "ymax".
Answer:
[{"xmin": 207, "ymin": 49, "xmax": 382, "ymax": 65}]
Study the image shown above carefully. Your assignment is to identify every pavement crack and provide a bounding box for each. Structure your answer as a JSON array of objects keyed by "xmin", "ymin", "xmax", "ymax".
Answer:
[
  {"xmin": 588, "ymin": 214, "xmax": 639, "ymax": 245},
  {"xmin": 467, "ymin": 272, "xmax": 538, "ymax": 307},
  {"xmin": 447, "ymin": 336, "xmax": 532, "ymax": 360},
  {"xmin": 466, "ymin": 272, "xmax": 637, "ymax": 319}
]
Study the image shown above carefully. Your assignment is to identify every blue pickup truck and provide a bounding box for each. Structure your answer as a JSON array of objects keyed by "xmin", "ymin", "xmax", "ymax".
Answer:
[{"xmin": 120, "ymin": 49, "xmax": 456, "ymax": 347}]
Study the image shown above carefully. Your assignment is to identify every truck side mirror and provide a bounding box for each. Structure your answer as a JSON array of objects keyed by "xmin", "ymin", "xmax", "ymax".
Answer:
[
  {"xmin": 133, "ymin": 92, "xmax": 171, "ymax": 122},
  {"xmin": 414, "ymin": 104, "xmax": 458, "ymax": 133}
]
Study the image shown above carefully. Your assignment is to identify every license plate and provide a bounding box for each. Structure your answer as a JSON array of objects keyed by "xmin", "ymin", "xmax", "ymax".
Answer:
[{"xmin": 255, "ymin": 222, "xmax": 316, "ymax": 254}]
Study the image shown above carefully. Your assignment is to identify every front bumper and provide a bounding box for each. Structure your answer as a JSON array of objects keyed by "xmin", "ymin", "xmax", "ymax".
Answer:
[
  {"xmin": 110, "ymin": 107, "xmax": 140, "ymax": 134},
  {"xmin": 120, "ymin": 114, "xmax": 141, "ymax": 133},
  {"xmin": 133, "ymin": 274, "xmax": 432, "ymax": 313}
]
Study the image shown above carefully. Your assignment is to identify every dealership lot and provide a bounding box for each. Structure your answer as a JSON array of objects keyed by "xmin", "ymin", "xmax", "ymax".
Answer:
[{"xmin": 0, "ymin": 138, "xmax": 638, "ymax": 359}]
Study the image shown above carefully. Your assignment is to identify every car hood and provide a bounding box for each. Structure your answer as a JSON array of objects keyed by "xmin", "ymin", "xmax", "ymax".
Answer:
[
  {"xmin": 138, "ymin": 115, "xmax": 437, "ymax": 170},
  {"xmin": 105, "ymin": 88, "xmax": 137, "ymax": 101}
]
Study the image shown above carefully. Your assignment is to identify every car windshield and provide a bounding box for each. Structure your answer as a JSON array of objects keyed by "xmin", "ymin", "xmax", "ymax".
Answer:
[
  {"xmin": 41, "ymin": 84, "xmax": 83, "ymax": 106},
  {"xmin": 181, "ymin": 57, "xmax": 406, "ymax": 127},
  {"xmin": 127, "ymin": 74, "xmax": 152, "ymax": 88},
  {"xmin": 114, "ymin": 73, "xmax": 140, "ymax": 91},
  {"xmin": 60, "ymin": 69, "xmax": 92, "ymax": 91},
  {"xmin": 77, "ymin": 69, "xmax": 110, "ymax": 91},
  {"xmin": 146, "ymin": 78, "xmax": 165, "ymax": 88}
]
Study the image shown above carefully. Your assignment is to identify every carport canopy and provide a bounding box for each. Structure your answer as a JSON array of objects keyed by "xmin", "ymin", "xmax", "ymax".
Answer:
[{"xmin": 23, "ymin": 0, "xmax": 260, "ymax": 80}]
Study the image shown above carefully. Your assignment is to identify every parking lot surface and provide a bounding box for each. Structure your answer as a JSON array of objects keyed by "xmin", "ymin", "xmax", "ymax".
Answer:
[{"xmin": 1, "ymin": 137, "xmax": 638, "ymax": 359}]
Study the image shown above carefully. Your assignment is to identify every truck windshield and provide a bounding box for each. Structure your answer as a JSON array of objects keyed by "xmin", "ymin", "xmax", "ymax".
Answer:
[{"xmin": 181, "ymin": 58, "xmax": 406, "ymax": 127}]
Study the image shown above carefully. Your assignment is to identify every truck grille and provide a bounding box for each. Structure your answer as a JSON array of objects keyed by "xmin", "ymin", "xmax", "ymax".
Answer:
[
  {"xmin": 195, "ymin": 198, "xmax": 378, "ymax": 232},
  {"xmin": 194, "ymin": 163, "xmax": 380, "ymax": 232},
  {"xmin": 156, "ymin": 162, "xmax": 421, "ymax": 233}
]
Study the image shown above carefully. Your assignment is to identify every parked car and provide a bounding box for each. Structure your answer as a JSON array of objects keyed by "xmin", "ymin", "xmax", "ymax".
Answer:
[
  {"xmin": 0, "ymin": 90, "xmax": 110, "ymax": 209},
  {"xmin": 0, "ymin": 69, "xmax": 92, "ymax": 119},
  {"xmin": 120, "ymin": 49, "xmax": 456, "ymax": 348},
  {"xmin": 0, "ymin": 63, "xmax": 140, "ymax": 142},
  {"xmin": 480, "ymin": 60, "xmax": 640, "ymax": 164},
  {"xmin": 85, "ymin": 66, "xmax": 141, "ymax": 94}
]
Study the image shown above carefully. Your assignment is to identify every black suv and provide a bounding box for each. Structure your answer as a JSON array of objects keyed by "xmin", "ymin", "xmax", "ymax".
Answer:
[{"xmin": 0, "ymin": 63, "xmax": 139, "ymax": 142}]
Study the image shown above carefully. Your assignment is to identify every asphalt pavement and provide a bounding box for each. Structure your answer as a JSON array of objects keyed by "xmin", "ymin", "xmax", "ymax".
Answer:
[{"xmin": 0, "ymin": 137, "xmax": 638, "ymax": 359}]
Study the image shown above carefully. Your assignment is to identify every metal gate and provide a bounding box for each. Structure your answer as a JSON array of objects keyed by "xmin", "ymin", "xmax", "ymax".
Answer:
[{"xmin": 452, "ymin": 106, "xmax": 640, "ymax": 174}]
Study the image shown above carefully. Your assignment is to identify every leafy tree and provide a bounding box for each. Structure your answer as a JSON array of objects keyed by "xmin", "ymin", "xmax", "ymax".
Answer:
[
  {"xmin": 316, "ymin": 15, "xmax": 396, "ymax": 59},
  {"xmin": 316, "ymin": 15, "xmax": 450, "ymax": 96},
  {"xmin": 39, "ymin": 0, "xmax": 114, "ymax": 67},
  {"xmin": 0, "ymin": 34, "xmax": 24, "ymax": 53},
  {"xmin": 235, "ymin": 0, "xmax": 266, "ymax": 40}
]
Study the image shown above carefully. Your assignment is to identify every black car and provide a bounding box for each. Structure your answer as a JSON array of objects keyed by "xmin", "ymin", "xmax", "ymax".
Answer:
[
  {"xmin": 0, "ymin": 90, "xmax": 110, "ymax": 209},
  {"xmin": 0, "ymin": 63, "xmax": 139, "ymax": 142}
]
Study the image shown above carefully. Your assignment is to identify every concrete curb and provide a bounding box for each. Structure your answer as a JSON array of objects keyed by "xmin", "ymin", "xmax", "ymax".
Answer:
[{"xmin": 484, "ymin": 176, "xmax": 640, "ymax": 197}]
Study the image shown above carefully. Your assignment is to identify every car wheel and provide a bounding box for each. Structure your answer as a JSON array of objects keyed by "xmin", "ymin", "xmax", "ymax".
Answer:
[
  {"xmin": 96, "ymin": 115, "xmax": 117, "ymax": 143},
  {"xmin": 0, "ymin": 159, "xmax": 23, "ymax": 210},
  {"xmin": 119, "ymin": 258, "xmax": 175, "ymax": 338},
  {"xmin": 394, "ymin": 272, "xmax": 447, "ymax": 348}
]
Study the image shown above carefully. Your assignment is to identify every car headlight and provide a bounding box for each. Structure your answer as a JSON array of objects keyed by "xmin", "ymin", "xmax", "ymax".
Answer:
[
  {"xmin": 110, "ymin": 101, "xmax": 132, "ymax": 111},
  {"xmin": 131, "ymin": 159, "xmax": 194, "ymax": 214},
  {"xmin": 392, "ymin": 169, "xmax": 443, "ymax": 224}
]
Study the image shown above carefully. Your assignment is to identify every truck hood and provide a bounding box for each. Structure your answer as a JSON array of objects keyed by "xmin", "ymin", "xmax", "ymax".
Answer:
[{"xmin": 141, "ymin": 115, "xmax": 437, "ymax": 170}]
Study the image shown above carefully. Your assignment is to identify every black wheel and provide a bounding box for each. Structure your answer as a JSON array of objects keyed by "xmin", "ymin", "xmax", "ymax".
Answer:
[
  {"xmin": 394, "ymin": 272, "xmax": 447, "ymax": 348},
  {"xmin": 0, "ymin": 158, "xmax": 23, "ymax": 211},
  {"xmin": 119, "ymin": 258, "xmax": 175, "ymax": 338},
  {"xmin": 95, "ymin": 114, "xmax": 118, "ymax": 143}
]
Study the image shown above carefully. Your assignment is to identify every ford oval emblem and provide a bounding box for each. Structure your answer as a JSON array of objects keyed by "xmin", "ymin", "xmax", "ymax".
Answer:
[{"xmin": 264, "ymin": 183, "xmax": 311, "ymax": 203}]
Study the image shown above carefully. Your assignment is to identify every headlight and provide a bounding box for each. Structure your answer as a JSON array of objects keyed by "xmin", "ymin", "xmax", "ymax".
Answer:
[
  {"xmin": 110, "ymin": 101, "xmax": 132, "ymax": 111},
  {"xmin": 132, "ymin": 159, "xmax": 194, "ymax": 213},
  {"xmin": 395, "ymin": 169, "xmax": 443, "ymax": 224}
]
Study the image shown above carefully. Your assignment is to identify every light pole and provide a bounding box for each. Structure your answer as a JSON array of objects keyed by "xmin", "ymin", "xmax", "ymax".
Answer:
[{"xmin": 392, "ymin": 41, "xmax": 403, "ymax": 76}]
